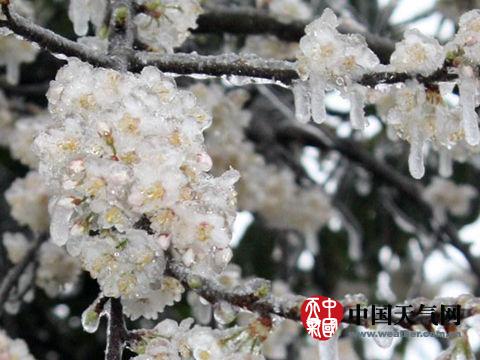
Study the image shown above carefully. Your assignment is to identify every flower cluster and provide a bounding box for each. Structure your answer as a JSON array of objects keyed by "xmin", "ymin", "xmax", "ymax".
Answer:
[
  {"xmin": 296, "ymin": 8, "xmax": 480, "ymax": 179},
  {"xmin": 0, "ymin": 0, "xmax": 39, "ymax": 84},
  {"xmin": 34, "ymin": 60, "xmax": 239, "ymax": 319},
  {"xmin": 0, "ymin": 330, "xmax": 35, "ymax": 360},
  {"xmin": 5, "ymin": 171, "xmax": 50, "ymax": 233},
  {"xmin": 130, "ymin": 317, "xmax": 270, "ymax": 360},
  {"xmin": 2, "ymin": 232, "xmax": 81, "ymax": 301},
  {"xmin": 192, "ymin": 83, "xmax": 332, "ymax": 251},
  {"xmin": 133, "ymin": 0, "xmax": 202, "ymax": 53},
  {"xmin": 423, "ymin": 177, "xmax": 477, "ymax": 219},
  {"xmin": 296, "ymin": 8, "xmax": 379, "ymax": 127}
]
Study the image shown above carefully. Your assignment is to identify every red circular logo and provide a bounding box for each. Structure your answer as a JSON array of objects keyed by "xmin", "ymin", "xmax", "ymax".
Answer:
[{"xmin": 301, "ymin": 296, "xmax": 344, "ymax": 341}]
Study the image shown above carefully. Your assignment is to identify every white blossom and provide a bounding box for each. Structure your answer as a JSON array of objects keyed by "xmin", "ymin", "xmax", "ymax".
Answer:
[
  {"xmin": 297, "ymin": 8, "xmax": 379, "ymax": 125},
  {"xmin": 131, "ymin": 317, "xmax": 269, "ymax": 359},
  {"xmin": 390, "ymin": 29, "xmax": 445, "ymax": 76},
  {"xmin": 423, "ymin": 177, "xmax": 476, "ymax": 217},
  {"xmin": 0, "ymin": 330, "xmax": 35, "ymax": 360},
  {"xmin": 133, "ymin": 0, "xmax": 202, "ymax": 53},
  {"xmin": 5, "ymin": 171, "xmax": 49, "ymax": 233},
  {"xmin": 7, "ymin": 113, "xmax": 51, "ymax": 168},
  {"xmin": 34, "ymin": 60, "xmax": 239, "ymax": 319},
  {"xmin": 36, "ymin": 241, "xmax": 82, "ymax": 297},
  {"xmin": 451, "ymin": 10, "xmax": 480, "ymax": 64},
  {"xmin": 2, "ymin": 232, "xmax": 29, "ymax": 264}
]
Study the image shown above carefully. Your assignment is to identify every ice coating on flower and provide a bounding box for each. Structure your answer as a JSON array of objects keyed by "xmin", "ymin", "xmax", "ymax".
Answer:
[
  {"xmin": 452, "ymin": 10, "xmax": 480, "ymax": 64},
  {"xmin": 134, "ymin": 0, "xmax": 202, "ymax": 53},
  {"xmin": 0, "ymin": 330, "xmax": 35, "ymax": 360},
  {"xmin": 68, "ymin": 0, "xmax": 107, "ymax": 36},
  {"xmin": 5, "ymin": 171, "xmax": 49, "ymax": 233},
  {"xmin": 2, "ymin": 232, "xmax": 29, "ymax": 264},
  {"xmin": 122, "ymin": 276, "xmax": 184, "ymax": 320},
  {"xmin": 130, "ymin": 317, "xmax": 269, "ymax": 359},
  {"xmin": 298, "ymin": 9, "xmax": 379, "ymax": 81},
  {"xmin": 297, "ymin": 8, "xmax": 378, "ymax": 125},
  {"xmin": 390, "ymin": 29, "xmax": 445, "ymax": 76},
  {"xmin": 192, "ymin": 83, "xmax": 332, "ymax": 238},
  {"xmin": 423, "ymin": 177, "xmax": 476, "ymax": 217},
  {"xmin": 34, "ymin": 60, "xmax": 239, "ymax": 319},
  {"xmin": 7, "ymin": 114, "xmax": 52, "ymax": 168}
]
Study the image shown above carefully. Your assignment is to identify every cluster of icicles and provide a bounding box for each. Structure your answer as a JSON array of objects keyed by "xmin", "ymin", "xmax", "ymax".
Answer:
[{"xmin": 294, "ymin": 8, "xmax": 480, "ymax": 179}]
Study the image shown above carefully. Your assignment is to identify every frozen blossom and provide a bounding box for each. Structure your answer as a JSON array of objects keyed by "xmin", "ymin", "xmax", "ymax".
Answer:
[
  {"xmin": 68, "ymin": 0, "xmax": 107, "ymax": 36},
  {"xmin": 451, "ymin": 10, "xmax": 480, "ymax": 65},
  {"xmin": 5, "ymin": 171, "xmax": 50, "ymax": 233},
  {"xmin": 390, "ymin": 29, "xmax": 445, "ymax": 76},
  {"xmin": 423, "ymin": 177, "xmax": 476, "ymax": 217},
  {"xmin": 0, "ymin": 330, "xmax": 35, "ymax": 360},
  {"xmin": 7, "ymin": 113, "xmax": 52, "ymax": 168},
  {"xmin": 2, "ymin": 232, "xmax": 29, "ymax": 264},
  {"xmin": 130, "ymin": 317, "xmax": 269, "ymax": 359},
  {"xmin": 297, "ymin": 8, "xmax": 379, "ymax": 125},
  {"xmin": 192, "ymin": 83, "xmax": 332, "ymax": 240},
  {"xmin": 34, "ymin": 60, "xmax": 239, "ymax": 319},
  {"xmin": 134, "ymin": 0, "xmax": 202, "ymax": 53}
]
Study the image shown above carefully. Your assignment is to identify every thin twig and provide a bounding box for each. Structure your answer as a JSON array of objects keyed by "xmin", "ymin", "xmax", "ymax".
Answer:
[{"xmin": 0, "ymin": 233, "xmax": 47, "ymax": 316}]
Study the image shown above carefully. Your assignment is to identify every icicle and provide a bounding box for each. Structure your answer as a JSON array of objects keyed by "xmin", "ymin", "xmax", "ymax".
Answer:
[
  {"xmin": 292, "ymin": 80, "xmax": 311, "ymax": 123},
  {"xmin": 408, "ymin": 131, "xmax": 425, "ymax": 179},
  {"xmin": 68, "ymin": 0, "xmax": 89, "ymax": 36},
  {"xmin": 5, "ymin": 60, "xmax": 19, "ymax": 85},
  {"xmin": 318, "ymin": 332, "xmax": 339, "ymax": 360},
  {"xmin": 309, "ymin": 74, "xmax": 327, "ymax": 124},
  {"xmin": 459, "ymin": 66, "xmax": 480, "ymax": 146},
  {"xmin": 349, "ymin": 85, "xmax": 368, "ymax": 130},
  {"xmin": 81, "ymin": 297, "xmax": 105, "ymax": 333},
  {"xmin": 439, "ymin": 148, "xmax": 453, "ymax": 177}
]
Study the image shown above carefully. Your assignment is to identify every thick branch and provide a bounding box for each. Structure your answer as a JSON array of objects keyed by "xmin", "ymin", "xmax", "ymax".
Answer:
[
  {"xmin": 0, "ymin": 5, "xmax": 115, "ymax": 68},
  {"xmin": 0, "ymin": 4, "xmax": 458, "ymax": 88},
  {"xmin": 129, "ymin": 52, "xmax": 298, "ymax": 84},
  {"xmin": 194, "ymin": 7, "xmax": 395, "ymax": 63},
  {"xmin": 0, "ymin": 233, "xmax": 47, "ymax": 316}
]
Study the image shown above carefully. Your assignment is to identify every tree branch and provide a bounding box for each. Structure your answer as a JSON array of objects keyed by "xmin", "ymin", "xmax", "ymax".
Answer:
[
  {"xmin": 193, "ymin": 7, "xmax": 395, "ymax": 64},
  {"xmin": 0, "ymin": 4, "xmax": 458, "ymax": 87},
  {"xmin": 0, "ymin": 233, "xmax": 47, "ymax": 316},
  {"xmin": 105, "ymin": 298, "xmax": 128, "ymax": 360},
  {"xmin": 0, "ymin": 4, "xmax": 115, "ymax": 69},
  {"xmin": 168, "ymin": 260, "xmax": 480, "ymax": 331}
]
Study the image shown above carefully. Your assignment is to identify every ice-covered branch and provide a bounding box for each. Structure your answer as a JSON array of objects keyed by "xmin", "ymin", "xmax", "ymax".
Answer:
[
  {"xmin": 105, "ymin": 298, "xmax": 129, "ymax": 360},
  {"xmin": 107, "ymin": 0, "xmax": 135, "ymax": 68},
  {"xmin": 0, "ymin": 4, "xmax": 462, "ymax": 87},
  {"xmin": 168, "ymin": 260, "xmax": 480, "ymax": 331},
  {"xmin": 0, "ymin": 233, "xmax": 47, "ymax": 316},
  {"xmin": 0, "ymin": 4, "xmax": 116, "ymax": 68}
]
